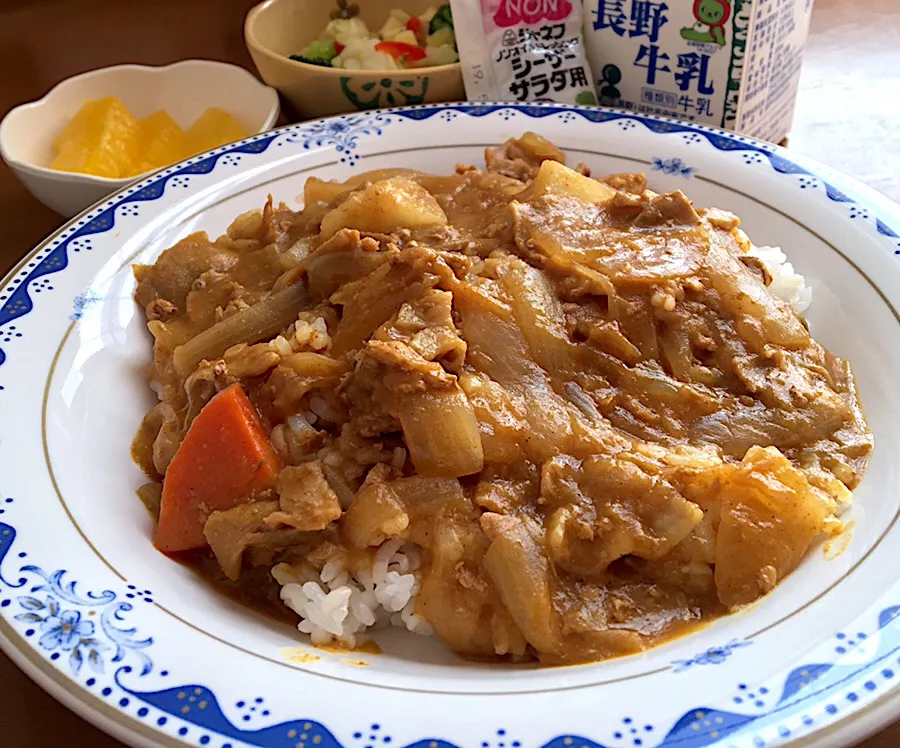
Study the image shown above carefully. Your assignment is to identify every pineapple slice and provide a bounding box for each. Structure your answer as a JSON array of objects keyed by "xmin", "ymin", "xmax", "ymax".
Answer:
[
  {"xmin": 139, "ymin": 111, "xmax": 187, "ymax": 170},
  {"xmin": 182, "ymin": 108, "xmax": 249, "ymax": 158},
  {"xmin": 51, "ymin": 99, "xmax": 250, "ymax": 177},
  {"xmin": 52, "ymin": 99, "xmax": 101, "ymax": 153},
  {"xmin": 51, "ymin": 96, "xmax": 142, "ymax": 178}
]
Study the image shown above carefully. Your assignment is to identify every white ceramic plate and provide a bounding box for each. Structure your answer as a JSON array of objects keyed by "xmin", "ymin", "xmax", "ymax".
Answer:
[{"xmin": 2, "ymin": 103, "xmax": 900, "ymax": 748}]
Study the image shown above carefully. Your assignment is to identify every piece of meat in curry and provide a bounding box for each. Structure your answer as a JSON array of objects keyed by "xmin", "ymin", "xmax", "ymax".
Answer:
[{"xmin": 131, "ymin": 133, "xmax": 872, "ymax": 665}]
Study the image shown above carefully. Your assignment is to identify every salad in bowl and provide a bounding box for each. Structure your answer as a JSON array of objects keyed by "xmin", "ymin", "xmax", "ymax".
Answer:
[{"xmin": 291, "ymin": 4, "xmax": 458, "ymax": 71}]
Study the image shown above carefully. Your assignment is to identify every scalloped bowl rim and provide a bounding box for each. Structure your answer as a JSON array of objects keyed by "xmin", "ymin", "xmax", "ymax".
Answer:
[
  {"xmin": 244, "ymin": 0, "xmax": 463, "ymax": 77},
  {"xmin": 0, "ymin": 59, "xmax": 281, "ymax": 187}
]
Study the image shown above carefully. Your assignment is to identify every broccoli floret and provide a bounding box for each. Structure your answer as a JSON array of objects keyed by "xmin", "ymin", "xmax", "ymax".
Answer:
[
  {"xmin": 290, "ymin": 39, "xmax": 338, "ymax": 66},
  {"xmin": 289, "ymin": 54, "xmax": 332, "ymax": 67},
  {"xmin": 429, "ymin": 4, "xmax": 453, "ymax": 35}
]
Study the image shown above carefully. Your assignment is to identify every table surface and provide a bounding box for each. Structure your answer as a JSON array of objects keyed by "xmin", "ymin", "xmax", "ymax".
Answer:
[{"xmin": 0, "ymin": 0, "xmax": 898, "ymax": 745}]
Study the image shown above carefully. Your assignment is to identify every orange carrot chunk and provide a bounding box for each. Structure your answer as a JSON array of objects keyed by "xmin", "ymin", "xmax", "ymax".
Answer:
[{"xmin": 154, "ymin": 383, "xmax": 282, "ymax": 553}]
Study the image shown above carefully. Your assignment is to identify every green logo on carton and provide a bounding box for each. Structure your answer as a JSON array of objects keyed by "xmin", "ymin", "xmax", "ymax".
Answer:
[{"xmin": 680, "ymin": 0, "xmax": 731, "ymax": 46}]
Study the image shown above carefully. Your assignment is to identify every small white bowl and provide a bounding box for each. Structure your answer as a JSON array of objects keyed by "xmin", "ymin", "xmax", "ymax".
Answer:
[{"xmin": 0, "ymin": 59, "xmax": 280, "ymax": 217}]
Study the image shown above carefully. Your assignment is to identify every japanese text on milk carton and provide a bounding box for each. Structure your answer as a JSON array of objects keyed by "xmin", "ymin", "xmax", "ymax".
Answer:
[{"xmin": 583, "ymin": 0, "xmax": 815, "ymax": 142}]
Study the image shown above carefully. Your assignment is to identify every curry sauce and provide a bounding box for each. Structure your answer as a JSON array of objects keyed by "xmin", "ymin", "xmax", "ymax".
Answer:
[{"xmin": 132, "ymin": 133, "xmax": 871, "ymax": 665}]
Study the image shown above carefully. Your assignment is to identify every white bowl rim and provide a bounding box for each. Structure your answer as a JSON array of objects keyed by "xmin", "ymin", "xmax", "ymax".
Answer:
[
  {"xmin": 0, "ymin": 58, "xmax": 281, "ymax": 187},
  {"xmin": 244, "ymin": 0, "xmax": 464, "ymax": 77}
]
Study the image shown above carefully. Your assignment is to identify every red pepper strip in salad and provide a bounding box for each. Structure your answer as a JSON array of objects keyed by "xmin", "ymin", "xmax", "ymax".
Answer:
[
  {"xmin": 375, "ymin": 41, "xmax": 427, "ymax": 61},
  {"xmin": 334, "ymin": 41, "xmax": 345, "ymax": 54},
  {"xmin": 406, "ymin": 16, "xmax": 423, "ymax": 33}
]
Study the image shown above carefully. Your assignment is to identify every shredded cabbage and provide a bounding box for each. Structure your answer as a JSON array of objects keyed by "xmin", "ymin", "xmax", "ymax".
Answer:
[
  {"xmin": 333, "ymin": 39, "xmax": 402, "ymax": 71},
  {"xmin": 422, "ymin": 44, "xmax": 459, "ymax": 67},
  {"xmin": 292, "ymin": 6, "xmax": 457, "ymax": 71},
  {"xmin": 379, "ymin": 9, "xmax": 411, "ymax": 40},
  {"xmin": 322, "ymin": 17, "xmax": 372, "ymax": 46}
]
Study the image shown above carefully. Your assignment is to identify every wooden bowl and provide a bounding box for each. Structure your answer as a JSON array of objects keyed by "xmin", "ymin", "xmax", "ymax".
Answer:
[{"xmin": 244, "ymin": 0, "xmax": 466, "ymax": 119}]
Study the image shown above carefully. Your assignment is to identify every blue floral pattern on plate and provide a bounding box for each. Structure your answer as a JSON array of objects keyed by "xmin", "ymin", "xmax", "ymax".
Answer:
[
  {"xmin": 652, "ymin": 157, "xmax": 695, "ymax": 177},
  {"xmin": 70, "ymin": 290, "xmax": 100, "ymax": 321},
  {"xmin": 13, "ymin": 565, "xmax": 151, "ymax": 676},
  {"xmin": 672, "ymin": 640, "xmax": 752, "ymax": 673}
]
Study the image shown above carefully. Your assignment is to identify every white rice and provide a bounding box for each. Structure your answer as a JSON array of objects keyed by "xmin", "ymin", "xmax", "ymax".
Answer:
[
  {"xmin": 745, "ymin": 244, "xmax": 813, "ymax": 313},
  {"xmin": 272, "ymin": 540, "xmax": 433, "ymax": 648},
  {"xmin": 294, "ymin": 315, "xmax": 330, "ymax": 351}
]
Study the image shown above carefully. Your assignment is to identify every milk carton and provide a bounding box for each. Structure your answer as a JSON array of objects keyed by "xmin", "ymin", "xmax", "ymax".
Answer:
[{"xmin": 583, "ymin": 0, "xmax": 815, "ymax": 141}]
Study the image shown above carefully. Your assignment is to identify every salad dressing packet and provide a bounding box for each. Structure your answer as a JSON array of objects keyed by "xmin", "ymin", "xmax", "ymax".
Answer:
[{"xmin": 451, "ymin": 0, "xmax": 598, "ymax": 105}]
